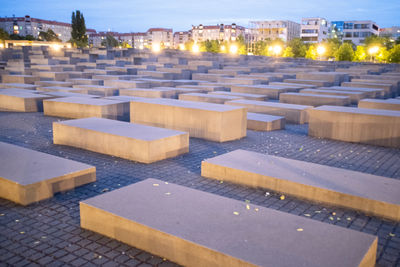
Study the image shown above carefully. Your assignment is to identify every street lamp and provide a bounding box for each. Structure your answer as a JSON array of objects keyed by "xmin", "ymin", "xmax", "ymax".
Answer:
[
  {"xmin": 272, "ymin": 45, "xmax": 282, "ymax": 56},
  {"xmin": 229, "ymin": 44, "xmax": 238, "ymax": 54},
  {"xmin": 316, "ymin": 45, "xmax": 326, "ymax": 60},
  {"xmin": 220, "ymin": 45, "xmax": 226, "ymax": 52},
  {"xmin": 179, "ymin": 44, "xmax": 185, "ymax": 51},
  {"xmin": 368, "ymin": 46, "xmax": 379, "ymax": 62},
  {"xmin": 192, "ymin": 43, "xmax": 200, "ymax": 53}
]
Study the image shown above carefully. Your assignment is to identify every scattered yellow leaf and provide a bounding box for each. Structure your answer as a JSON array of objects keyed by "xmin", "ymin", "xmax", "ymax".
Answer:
[
  {"xmin": 389, "ymin": 233, "xmax": 395, "ymax": 237},
  {"xmin": 315, "ymin": 210, "xmax": 321, "ymax": 213},
  {"xmin": 347, "ymin": 217, "xmax": 352, "ymax": 221},
  {"xmin": 0, "ymin": 213, "xmax": 4, "ymax": 216},
  {"xmin": 297, "ymin": 228, "xmax": 304, "ymax": 232},
  {"xmin": 233, "ymin": 211, "xmax": 239, "ymax": 215},
  {"xmin": 20, "ymin": 231, "xmax": 25, "ymax": 234},
  {"xmin": 332, "ymin": 212, "xmax": 336, "ymax": 216},
  {"xmin": 219, "ymin": 180, "xmax": 223, "ymax": 184},
  {"xmin": 245, "ymin": 199, "xmax": 250, "ymax": 203},
  {"xmin": 254, "ymin": 208, "xmax": 259, "ymax": 212},
  {"xmin": 153, "ymin": 183, "xmax": 159, "ymax": 187},
  {"xmin": 246, "ymin": 204, "xmax": 250, "ymax": 210},
  {"xmin": 329, "ymin": 216, "xmax": 334, "ymax": 221},
  {"xmin": 165, "ymin": 192, "xmax": 171, "ymax": 195},
  {"xmin": 280, "ymin": 195, "xmax": 285, "ymax": 200},
  {"xmin": 304, "ymin": 214, "xmax": 311, "ymax": 217},
  {"xmin": 165, "ymin": 182, "xmax": 169, "ymax": 185}
]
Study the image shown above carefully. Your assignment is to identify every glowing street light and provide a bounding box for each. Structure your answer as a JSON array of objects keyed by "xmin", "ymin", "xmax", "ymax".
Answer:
[
  {"xmin": 368, "ymin": 46, "xmax": 379, "ymax": 62},
  {"xmin": 229, "ymin": 44, "xmax": 238, "ymax": 54},
  {"xmin": 220, "ymin": 45, "xmax": 226, "ymax": 52},
  {"xmin": 272, "ymin": 45, "xmax": 282, "ymax": 56},
  {"xmin": 51, "ymin": 44, "xmax": 61, "ymax": 51},
  {"xmin": 192, "ymin": 43, "xmax": 200, "ymax": 53},
  {"xmin": 179, "ymin": 44, "xmax": 185, "ymax": 50},
  {"xmin": 152, "ymin": 43, "xmax": 161, "ymax": 53},
  {"xmin": 0, "ymin": 43, "xmax": 4, "ymax": 49},
  {"xmin": 317, "ymin": 45, "xmax": 326, "ymax": 56}
]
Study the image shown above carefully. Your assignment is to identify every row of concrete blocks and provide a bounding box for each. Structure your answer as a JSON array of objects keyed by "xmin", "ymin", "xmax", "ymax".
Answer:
[{"xmin": 2, "ymin": 141, "xmax": 394, "ymax": 266}]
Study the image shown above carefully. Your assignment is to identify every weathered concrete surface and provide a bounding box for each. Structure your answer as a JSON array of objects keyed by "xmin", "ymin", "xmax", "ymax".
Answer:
[
  {"xmin": 53, "ymin": 118, "xmax": 189, "ymax": 163},
  {"xmin": 202, "ymin": 149, "xmax": 400, "ymax": 221},
  {"xmin": 247, "ymin": 113, "xmax": 285, "ymax": 131},
  {"xmin": 179, "ymin": 93, "xmax": 243, "ymax": 104},
  {"xmin": 0, "ymin": 141, "xmax": 96, "ymax": 205},
  {"xmin": 279, "ymin": 93, "xmax": 351, "ymax": 107},
  {"xmin": 358, "ymin": 99, "xmax": 400, "ymax": 111},
  {"xmin": 81, "ymin": 178, "xmax": 377, "ymax": 267}
]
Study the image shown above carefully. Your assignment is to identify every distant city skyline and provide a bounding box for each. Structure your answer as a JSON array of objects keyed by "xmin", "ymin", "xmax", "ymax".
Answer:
[{"xmin": 1, "ymin": 0, "xmax": 399, "ymax": 33}]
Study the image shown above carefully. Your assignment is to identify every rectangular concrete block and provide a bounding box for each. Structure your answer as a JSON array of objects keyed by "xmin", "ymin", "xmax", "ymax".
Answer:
[
  {"xmin": 297, "ymin": 72, "xmax": 349, "ymax": 85},
  {"xmin": 179, "ymin": 93, "xmax": 243, "ymax": 104},
  {"xmin": 247, "ymin": 113, "xmax": 285, "ymax": 131},
  {"xmin": 2, "ymin": 75, "xmax": 40, "ymax": 84},
  {"xmin": 358, "ymin": 99, "xmax": 400, "ymax": 111},
  {"xmin": 341, "ymin": 82, "xmax": 391, "ymax": 97},
  {"xmin": 209, "ymin": 91, "xmax": 267, "ymax": 101},
  {"xmin": 284, "ymin": 79, "xmax": 334, "ymax": 87},
  {"xmin": 202, "ymin": 149, "xmax": 400, "ymax": 221},
  {"xmin": 279, "ymin": 93, "xmax": 351, "ymax": 106},
  {"xmin": 80, "ymin": 178, "xmax": 377, "ymax": 267},
  {"xmin": 53, "ymin": 118, "xmax": 188, "ymax": 163},
  {"xmin": 120, "ymin": 88, "xmax": 176, "ymax": 98},
  {"xmin": 0, "ymin": 90, "xmax": 53, "ymax": 112},
  {"xmin": 308, "ymin": 106, "xmax": 400, "ymax": 148},
  {"xmin": 0, "ymin": 142, "xmax": 96, "ymax": 205},
  {"xmin": 318, "ymin": 86, "xmax": 384, "ymax": 98},
  {"xmin": 35, "ymin": 81, "xmax": 73, "ymax": 88},
  {"xmin": 104, "ymin": 80, "xmax": 151, "ymax": 89},
  {"xmin": 218, "ymin": 77, "xmax": 264, "ymax": 85},
  {"xmin": 44, "ymin": 97, "xmax": 126, "ymax": 120},
  {"xmin": 226, "ymin": 99, "xmax": 312, "ymax": 124},
  {"xmin": 130, "ymin": 98, "xmax": 247, "ymax": 142},
  {"xmin": 299, "ymin": 89, "xmax": 367, "ymax": 104},
  {"xmin": 177, "ymin": 84, "xmax": 226, "ymax": 92},
  {"xmin": 72, "ymin": 85, "xmax": 118, "ymax": 96},
  {"xmin": 0, "ymin": 83, "xmax": 37, "ymax": 90},
  {"xmin": 231, "ymin": 85, "xmax": 298, "ymax": 99}
]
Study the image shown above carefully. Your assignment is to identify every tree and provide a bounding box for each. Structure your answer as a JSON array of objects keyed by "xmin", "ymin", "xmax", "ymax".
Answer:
[
  {"xmin": 101, "ymin": 34, "xmax": 119, "ymax": 48},
  {"xmin": 353, "ymin": 46, "xmax": 367, "ymax": 62},
  {"xmin": 121, "ymin": 42, "xmax": 132, "ymax": 48},
  {"xmin": 39, "ymin": 29, "xmax": 61, "ymax": 42},
  {"xmin": 236, "ymin": 35, "xmax": 247, "ymax": 55},
  {"xmin": 282, "ymin": 47, "xmax": 294, "ymax": 57},
  {"xmin": 71, "ymin": 10, "xmax": 88, "ymax": 47},
  {"xmin": 184, "ymin": 40, "xmax": 194, "ymax": 51},
  {"xmin": 364, "ymin": 35, "xmax": 393, "ymax": 50},
  {"xmin": 253, "ymin": 39, "xmax": 270, "ymax": 56},
  {"xmin": 388, "ymin": 45, "xmax": 400, "ymax": 63},
  {"xmin": 287, "ymin": 38, "xmax": 306, "ymax": 58},
  {"xmin": 323, "ymin": 38, "xmax": 341, "ymax": 58},
  {"xmin": 376, "ymin": 47, "xmax": 389, "ymax": 63},
  {"xmin": 396, "ymin": 37, "xmax": 400, "ymax": 45},
  {"xmin": 305, "ymin": 44, "xmax": 317, "ymax": 60},
  {"xmin": 0, "ymin": 29, "xmax": 9, "ymax": 40},
  {"xmin": 335, "ymin": 43, "xmax": 354, "ymax": 61}
]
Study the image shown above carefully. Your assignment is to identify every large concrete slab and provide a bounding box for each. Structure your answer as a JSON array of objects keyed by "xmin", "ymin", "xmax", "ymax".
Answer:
[
  {"xmin": 2, "ymin": 75, "xmax": 39, "ymax": 84},
  {"xmin": 318, "ymin": 86, "xmax": 384, "ymax": 98},
  {"xmin": 43, "ymin": 97, "xmax": 126, "ymax": 120},
  {"xmin": 209, "ymin": 91, "xmax": 267, "ymax": 101},
  {"xmin": 279, "ymin": 93, "xmax": 350, "ymax": 106},
  {"xmin": 309, "ymin": 106, "xmax": 400, "ymax": 148},
  {"xmin": 247, "ymin": 113, "xmax": 285, "ymax": 131},
  {"xmin": 231, "ymin": 85, "xmax": 299, "ymax": 99},
  {"xmin": 179, "ymin": 93, "xmax": 243, "ymax": 104},
  {"xmin": 53, "ymin": 118, "xmax": 188, "ymax": 163},
  {"xmin": 0, "ymin": 83, "xmax": 37, "ymax": 90},
  {"xmin": 202, "ymin": 149, "xmax": 400, "ymax": 221},
  {"xmin": 130, "ymin": 98, "xmax": 247, "ymax": 142},
  {"xmin": 358, "ymin": 99, "xmax": 400, "ymax": 111},
  {"xmin": 0, "ymin": 90, "xmax": 53, "ymax": 112},
  {"xmin": 341, "ymin": 82, "xmax": 392, "ymax": 97},
  {"xmin": 72, "ymin": 85, "xmax": 118, "ymax": 96},
  {"xmin": 120, "ymin": 88, "xmax": 176, "ymax": 98},
  {"xmin": 81, "ymin": 178, "xmax": 377, "ymax": 267},
  {"xmin": 299, "ymin": 89, "xmax": 367, "ymax": 104},
  {"xmin": 0, "ymin": 142, "xmax": 96, "ymax": 205},
  {"xmin": 283, "ymin": 79, "xmax": 334, "ymax": 87},
  {"xmin": 226, "ymin": 99, "xmax": 312, "ymax": 124}
]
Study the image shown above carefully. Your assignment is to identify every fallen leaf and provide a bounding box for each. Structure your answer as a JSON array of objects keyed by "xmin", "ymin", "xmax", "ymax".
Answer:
[
  {"xmin": 389, "ymin": 233, "xmax": 395, "ymax": 237},
  {"xmin": 346, "ymin": 217, "xmax": 351, "ymax": 221},
  {"xmin": 246, "ymin": 204, "xmax": 250, "ymax": 210},
  {"xmin": 219, "ymin": 181, "xmax": 223, "ymax": 184},
  {"xmin": 296, "ymin": 228, "xmax": 304, "ymax": 232},
  {"xmin": 280, "ymin": 195, "xmax": 285, "ymax": 200},
  {"xmin": 254, "ymin": 208, "xmax": 259, "ymax": 212},
  {"xmin": 332, "ymin": 212, "xmax": 336, "ymax": 216},
  {"xmin": 329, "ymin": 216, "xmax": 334, "ymax": 221},
  {"xmin": 245, "ymin": 200, "xmax": 250, "ymax": 203},
  {"xmin": 265, "ymin": 192, "xmax": 270, "ymax": 196},
  {"xmin": 20, "ymin": 231, "xmax": 25, "ymax": 234},
  {"xmin": 165, "ymin": 192, "xmax": 171, "ymax": 195},
  {"xmin": 233, "ymin": 211, "xmax": 239, "ymax": 215},
  {"xmin": 304, "ymin": 214, "xmax": 311, "ymax": 217},
  {"xmin": 153, "ymin": 184, "xmax": 159, "ymax": 187}
]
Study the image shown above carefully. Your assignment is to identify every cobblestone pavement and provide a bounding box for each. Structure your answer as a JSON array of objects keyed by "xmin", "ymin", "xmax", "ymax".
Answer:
[{"xmin": 0, "ymin": 111, "xmax": 399, "ymax": 267}]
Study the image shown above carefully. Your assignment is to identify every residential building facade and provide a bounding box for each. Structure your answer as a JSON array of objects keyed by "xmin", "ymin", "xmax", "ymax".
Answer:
[
  {"xmin": 300, "ymin": 17, "xmax": 329, "ymax": 43},
  {"xmin": 147, "ymin": 28, "xmax": 173, "ymax": 48},
  {"xmin": 0, "ymin": 15, "xmax": 95, "ymax": 42},
  {"xmin": 380, "ymin": 26, "xmax": 400, "ymax": 40},
  {"xmin": 191, "ymin": 24, "xmax": 245, "ymax": 43},
  {"xmin": 249, "ymin": 20, "xmax": 300, "ymax": 43},
  {"xmin": 173, "ymin": 31, "xmax": 191, "ymax": 49},
  {"xmin": 331, "ymin": 20, "xmax": 379, "ymax": 45}
]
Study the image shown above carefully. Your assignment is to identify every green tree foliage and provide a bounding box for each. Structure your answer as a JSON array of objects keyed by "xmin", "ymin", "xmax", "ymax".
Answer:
[
  {"xmin": 335, "ymin": 43, "xmax": 354, "ymax": 61},
  {"xmin": 200, "ymin": 40, "xmax": 220, "ymax": 53},
  {"xmin": 388, "ymin": 44, "xmax": 400, "ymax": 63},
  {"xmin": 324, "ymin": 38, "xmax": 341, "ymax": 58},
  {"xmin": 236, "ymin": 35, "xmax": 247, "ymax": 55},
  {"xmin": 282, "ymin": 47, "xmax": 294, "ymax": 57},
  {"xmin": 38, "ymin": 29, "xmax": 61, "ymax": 42},
  {"xmin": 101, "ymin": 34, "xmax": 119, "ymax": 48},
  {"xmin": 121, "ymin": 42, "xmax": 132, "ymax": 48},
  {"xmin": 364, "ymin": 35, "xmax": 393, "ymax": 50},
  {"xmin": 287, "ymin": 38, "xmax": 306, "ymax": 58},
  {"xmin": 376, "ymin": 47, "xmax": 389, "ymax": 63},
  {"xmin": 396, "ymin": 37, "xmax": 400, "ymax": 45},
  {"xmin": 184, "ymin": 40, "xmax": 194, "ymax": 51},
  {"xmin": 353, "ymin": 46, "xmax": 367, "ymax": 62},
  {"xmin": 0, "ymin": 29, "xmax": 10, "ymax": 40},
  {"xmin": 305, "ymin": 44, "xmax": 317, "ymax": 60},
  {"xmin": 71, "ymin": 10, "xmax": 88, "ymax": 47}
]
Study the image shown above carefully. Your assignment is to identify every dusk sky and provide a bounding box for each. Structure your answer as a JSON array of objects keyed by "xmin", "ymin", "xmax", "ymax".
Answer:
[{"xmin": 1, "ymin": 0, "xmax": 399, "ymax": 32}]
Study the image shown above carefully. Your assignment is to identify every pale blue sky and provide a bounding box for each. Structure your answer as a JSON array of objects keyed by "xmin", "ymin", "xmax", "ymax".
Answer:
[{"xmin": 1, "ymin": 0, "xmax": 399, "ymax": 32}]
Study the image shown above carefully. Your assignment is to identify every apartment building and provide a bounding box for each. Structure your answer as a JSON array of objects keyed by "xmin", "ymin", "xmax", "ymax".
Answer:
[
  {"xmin": 380, "ymin": 26, "xmax": 400, "ymax": 40},
  {"xmin": 0, "ymin": 15, "xmax": 95, "ymax": 42},
  {"xmin": 300, "ymin": 17, "xmax": 329, "ymax": 43},
  {"xmin": 331, "ymin": 20, "xmax": 379, "ymax": 45},
  {"xmin": 147, "ymin": 28, "xmax": 173, "ymax": 48},
  {"xmin": 173, "ymin": 31, "xmax": 191, "ymax": 49},
  {"xmin": 249, "ymin": 20, "xmax": 300, "ymax": 42},
  {"xmin": 88, "ymin": 32, "xmax": 135, "ymax": 47},
  {"xmin": 191, "ymin": 24, "xmax": 245, "ymax": 43}
]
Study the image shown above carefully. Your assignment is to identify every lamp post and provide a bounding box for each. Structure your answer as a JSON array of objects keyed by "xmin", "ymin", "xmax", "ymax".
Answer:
[
  {"xmin": 229, "ymin": 44, "xmax": 238, "ymax": 54},
  {"xmin": 316, "ymin": 45, "xmax": 326, "ymax": 60},
  {"xmin": 192, "ymin": 43, "xmax": 200, "ymax": 53},
  {"xmin": 368, "ymin": 46, "xmax": 379, "ymax": 62},
  {"xmin": 272, "ymin": 45, "xmax": 282, "ymax": 57}
]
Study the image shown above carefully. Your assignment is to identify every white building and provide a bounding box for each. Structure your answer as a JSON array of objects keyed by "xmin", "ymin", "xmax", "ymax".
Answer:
[
  {"xmin": 147, "ymin": 28, "xmax": 173, "ymax": 48},
  {"xmin": 191, "ymin": 24, "xmax": 245, "ymax": 43},
  {"xmin": 0, "ymin": 15, "xmax": 95, "ymax": 42},
  {"xmin": 250, "ymin": 20, "xmax": 300, "ymax": 43},
  {"xmin": 300, "ymin": 17, "xmax": 329, "ymax": 43},
  {"xmin": 173, "ymin": 31, "xmax": 192, "ymax": 49},
  {"xmin": 331, "ymin": 20, "xmax": 379, "ymax": 45}
]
